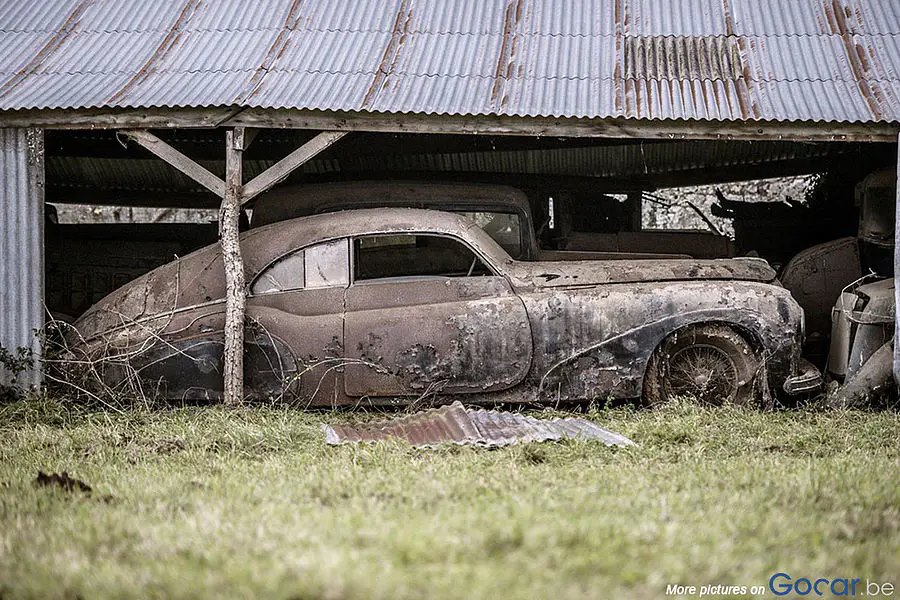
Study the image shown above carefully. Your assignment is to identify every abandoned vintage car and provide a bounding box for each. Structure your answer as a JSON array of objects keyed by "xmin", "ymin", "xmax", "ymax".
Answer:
[{"xmin": 67, "ymin": 208, "xmax": 821, "ymax": 406}]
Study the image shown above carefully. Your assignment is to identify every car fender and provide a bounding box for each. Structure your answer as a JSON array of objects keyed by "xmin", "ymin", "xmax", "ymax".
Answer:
[{"xmin": 519, "ymin": 281, "xmax": 803, "ymax": 401}]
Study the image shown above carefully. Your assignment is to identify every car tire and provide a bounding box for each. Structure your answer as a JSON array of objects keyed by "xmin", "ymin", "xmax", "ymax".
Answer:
[{"xmin": 642, "ymin": 324, "xmax": 762, "ymax": 407}]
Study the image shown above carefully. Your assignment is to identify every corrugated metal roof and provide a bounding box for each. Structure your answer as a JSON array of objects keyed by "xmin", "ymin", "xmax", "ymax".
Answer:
[
  {"xmin": 323, "ymin": 401, "xmax": 635, "ymax": 448},
  {"xmin": 0, "ymin": 0, "xmax": 898, "ymax": 123}
]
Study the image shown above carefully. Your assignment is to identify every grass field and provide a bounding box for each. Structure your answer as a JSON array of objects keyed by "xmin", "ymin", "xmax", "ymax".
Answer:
[{"xmin": 0, "ymin": 397, "xmax": 897, "ymax": 599}]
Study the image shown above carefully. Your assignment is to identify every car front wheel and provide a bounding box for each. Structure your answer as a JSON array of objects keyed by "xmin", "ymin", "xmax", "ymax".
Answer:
[{"xmin": 642, "ymin": 324, "xmax": 762, "ymax": 407}]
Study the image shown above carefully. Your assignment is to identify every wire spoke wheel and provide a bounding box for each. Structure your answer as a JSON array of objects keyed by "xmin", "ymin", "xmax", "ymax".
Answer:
[
  {"xmin": 643, "ymin": 324, "xmax": 763, "ymax": 407},
  {"xmin": 664, "ymin": 344, "xmax": 738, "ymax": 405}
]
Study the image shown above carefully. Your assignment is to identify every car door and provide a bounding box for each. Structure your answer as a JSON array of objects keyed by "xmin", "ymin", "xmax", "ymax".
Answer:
[
  {"xmin": 246, "ymin": 238, "xmax": 350, "ymax": 406},
  {"xmin": 343, "ymin": 232, "xmax": 532, "ymax": 397}
]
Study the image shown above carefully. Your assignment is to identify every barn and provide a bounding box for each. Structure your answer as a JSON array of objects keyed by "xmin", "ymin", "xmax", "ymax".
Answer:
[{"xmin": 0, "ymin": 0, "xmax": 898, "ymax": 392}]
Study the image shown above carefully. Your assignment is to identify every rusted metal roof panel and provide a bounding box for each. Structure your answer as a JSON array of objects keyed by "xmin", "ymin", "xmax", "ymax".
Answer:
[
  {"xmin": 0, "ymin": 0, "xmax": 898, "ymax": 124},
  {"xmin": 324, "ymin": 401, "xmax": 635, "ymax": 448}
]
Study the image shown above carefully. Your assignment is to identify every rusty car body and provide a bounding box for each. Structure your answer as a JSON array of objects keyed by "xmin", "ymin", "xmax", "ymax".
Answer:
[{"xmin": 68, "ymin": 208, "xmax": 820, "ymax": 406}]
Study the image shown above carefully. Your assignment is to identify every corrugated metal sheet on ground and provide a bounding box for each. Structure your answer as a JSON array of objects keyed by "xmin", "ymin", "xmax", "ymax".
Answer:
[
  {"xmin": 0, "ymin": 0, "xmax": 898, "ymax": 124},
  {"xmin": 324, "ymin": 401, "xmax": 635, "ymax": 448}
]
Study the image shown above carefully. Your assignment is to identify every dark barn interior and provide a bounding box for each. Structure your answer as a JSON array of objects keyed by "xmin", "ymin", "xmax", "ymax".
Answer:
[
  {"xmin": 43, "ymin": 130, "xmax": 896, "ymax": 319},
  {"xmin": 41, "ymin": 130, "xmax": 898, "ymax": 382}
]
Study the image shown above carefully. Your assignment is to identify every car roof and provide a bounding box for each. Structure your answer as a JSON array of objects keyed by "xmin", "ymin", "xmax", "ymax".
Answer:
[
  {"xmin": 251, "ymin": 181, "xmax": 530, "ymax": 227},
  {"xmin": 74, "ymin": 208, "xmax": 513, "ymax": 336}
]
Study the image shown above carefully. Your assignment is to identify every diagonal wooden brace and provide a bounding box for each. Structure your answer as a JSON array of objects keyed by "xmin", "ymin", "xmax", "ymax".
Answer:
[
  {"xmin": 122, "ymin": 129, "xmax": 347, "ymax": 206},
  {"xmin": 241, "ymin": 131, "xmax": 348, "ymax": 204},
  {"xmin": 121, "ymin": 129, "xmax": 226, "ymax": 198}
]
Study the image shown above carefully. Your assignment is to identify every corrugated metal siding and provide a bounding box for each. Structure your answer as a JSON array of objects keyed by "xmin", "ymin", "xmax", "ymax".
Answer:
[
  {"xmin": 0, "ymin": 128, "xmax": 43, "ymax": 387},
  {"xmin": 340, "ymin": 139, "xmax": 841, "ymax": 177},
  {"xmin": 0, "ymin": 0, "xmax": 898, "ymax": 123}
]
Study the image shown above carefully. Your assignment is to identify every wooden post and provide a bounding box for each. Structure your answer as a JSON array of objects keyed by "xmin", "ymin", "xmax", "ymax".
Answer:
[
  {"xmin": 222, "ymin": 128, "xmax": 245, "ymax": 405},
  {"xmin": 121, "ymin": 127, "xmax": 347, "ymax": 402}
]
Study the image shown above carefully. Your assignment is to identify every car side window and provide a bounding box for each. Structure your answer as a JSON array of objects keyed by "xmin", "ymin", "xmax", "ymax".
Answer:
[
  {"xmin": 459, "ymin": 211, "xmax": 522, "ymax": 259},
  {"xmin": 251, "ymin": 239, "xmax": 349, "ymax": 295},
  {"xmin": 353, "ymin": 234, "xmax": 493, "ymax": 283}
]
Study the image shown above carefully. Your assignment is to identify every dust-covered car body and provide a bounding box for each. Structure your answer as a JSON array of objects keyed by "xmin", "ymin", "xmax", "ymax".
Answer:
[{"xmin": 69, "ymin": 208, "xmax": 814, "ymax": 405}]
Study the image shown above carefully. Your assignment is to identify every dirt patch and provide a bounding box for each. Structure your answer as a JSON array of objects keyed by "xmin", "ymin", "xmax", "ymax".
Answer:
[
  {"xmin": 34, "ymin": 471, "xmax": 114, "ymax": 502},
  {"xmin": 152, "ymin": 438, "xmax": 186, "ymax": 454},
  {"xmin": 34, "ymin": 471, "xmax": 93, "ymax": 493}
]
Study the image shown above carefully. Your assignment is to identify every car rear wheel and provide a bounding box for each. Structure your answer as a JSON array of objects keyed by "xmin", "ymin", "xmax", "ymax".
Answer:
[{"xmin": 642, "ymin": 324, "xmax": 761, "ymax": 407}]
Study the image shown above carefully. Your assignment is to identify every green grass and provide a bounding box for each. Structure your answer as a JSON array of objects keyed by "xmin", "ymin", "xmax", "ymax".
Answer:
[{"xmin": 0, "ymin": 398, "xmax": 897, "ymax": 600}]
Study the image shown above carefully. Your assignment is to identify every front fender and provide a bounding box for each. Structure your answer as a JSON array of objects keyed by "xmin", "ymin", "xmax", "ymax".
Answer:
[{"xmin": 520, "ymin": 281, "xmax": 803, "ymax": 401}]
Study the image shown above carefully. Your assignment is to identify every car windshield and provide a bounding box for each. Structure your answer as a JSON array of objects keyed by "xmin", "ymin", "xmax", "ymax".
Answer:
[{"xmin": 458, "ymin": 211, "xmax": 522, "ymax": 259}]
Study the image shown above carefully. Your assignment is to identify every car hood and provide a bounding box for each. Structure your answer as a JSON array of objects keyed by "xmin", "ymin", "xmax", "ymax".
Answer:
[{"xmin": 505, "ymin": 257, "xmax": 777, "ymax": 289}]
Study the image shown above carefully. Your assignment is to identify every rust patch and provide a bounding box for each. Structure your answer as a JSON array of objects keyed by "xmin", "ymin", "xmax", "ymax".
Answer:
[
  {"xmin": 617, "ymin": 11, "xmax": 757, "ymax": 119},
  {"xmin": 824, "ymin": 0, "xmax": 891, "ymax": 121},
  {"xmin": 106, "ymin": 0, "xmax": 203, "ymax": 105},
  {"xmin": 699, "ymin": 79, "xmax": 710, "ymax": 117},
  {"xmin": 730, "ymin": 50, "xmax": 758, "ymax": 120},
  {"xmin": 711, "ymin": 77, "xmax": 723, "ymax": 115},
  {"xmin": 238, "ymin": 0, "xmax": 306, "ymax": 103},
  {"xmin": 634, "ymin": 79, "xmax": 643, "ymax": 118},
  {"xmin": 721, "ymin": 0, "xmax": 760, "ymax": 119},
  {"xmin": 722, "ymin": 0, "xmax": 735, "ymax": 36},
  {"xmin": 324, "ymin": 401, "xmax": 635, "ymax": 448},
  {"xmin": 489, "ymin": 0, "xmax": 526, "ymax": 112},
  {"xmin": 0, "ymin": 0, "xmax": 94, "ymax": 102},
  {"xmin": 361, "ymin": 0, "xmax": 414, "ymax": 110},
  {"xmin": 613, "ymin": 0, "xmax": 626, "ymax": 114}
]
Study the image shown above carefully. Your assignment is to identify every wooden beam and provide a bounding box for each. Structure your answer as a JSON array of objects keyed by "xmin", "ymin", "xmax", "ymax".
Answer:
[
  {"xmin": 45, "ymin": 188, "xmax": 220, "ymax": 208},
  {"xmin": 221, "ymin": 128, "xmax": 245, "ymax": 406},
  {"xmin": 241, "ymin": 131, "xmax": 348, "ymax": 204},
  {"xmin": 2, "ymin": 107, "xmax": 896, "ymax": 143},
  {"xmin": 0, "ymin": 107, "xmax": 238, "ymax": 130},
  {"xmin": 121, "ymin": 129, "xmax": 225, "ymax": 197},
  {"xmin": 228, "ymin": 109, "xmax": 899, "ymax": 143},
  {"xmin": 239, "ymin": 157, "xmax": 835, "ymax": 194}
]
